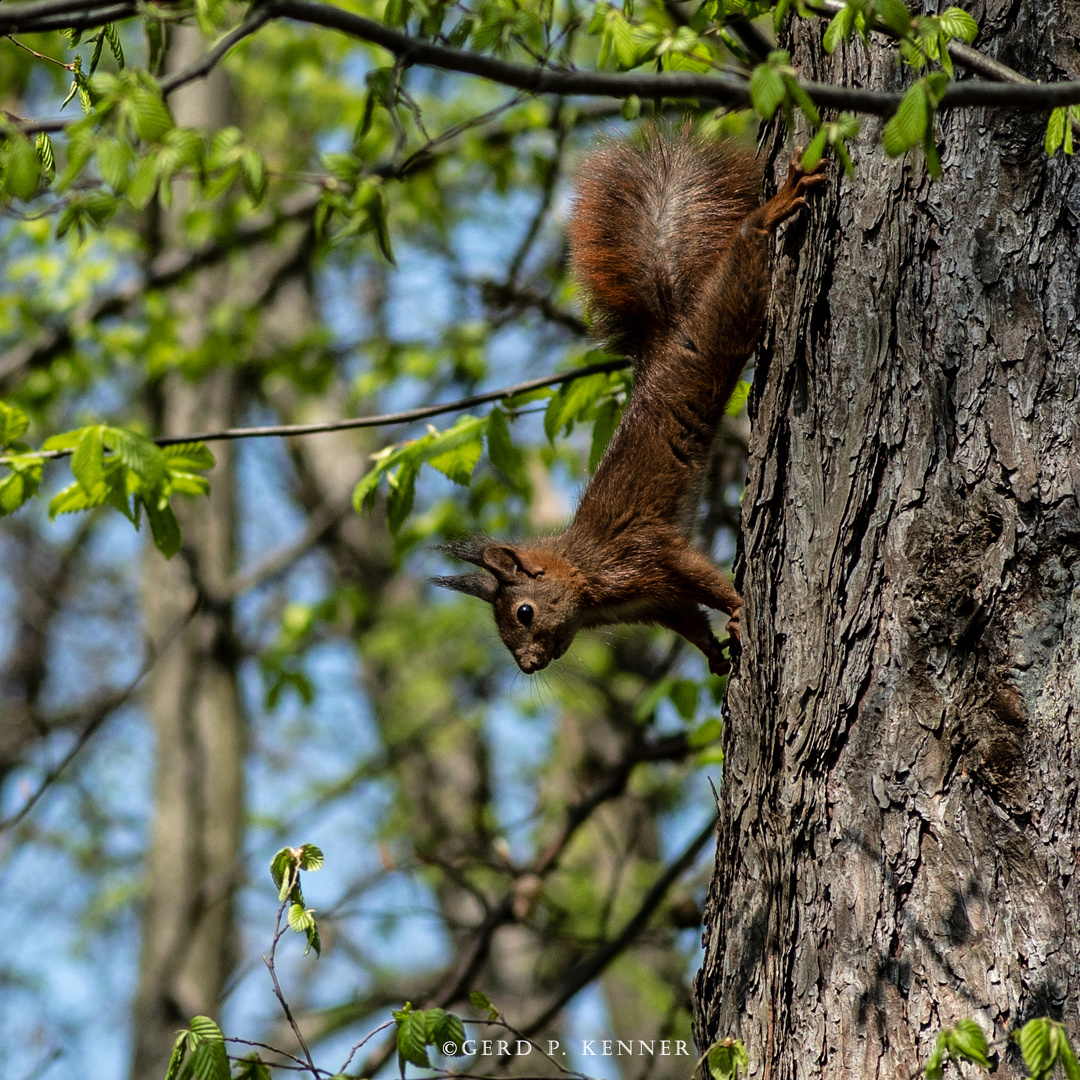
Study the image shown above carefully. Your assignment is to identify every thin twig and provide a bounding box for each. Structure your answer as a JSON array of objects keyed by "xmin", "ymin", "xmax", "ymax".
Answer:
[
  {"xmin": 159, "ymin": 6, "xmax": 273, "ymax": 95},
  {"xmin": 264, "ymin": 888, "xmax": 321, "ymax": 1078},
  {"xmin": 0, "ymin": 357, "xmax": 628, "ymax": 465},
  {"xmin": 0, "ymin": 597, "xmax": 197, "ymax": 832},
  {"xmin": 519, "ymin": 814, "xmax": 717, "ymax": 1039}
]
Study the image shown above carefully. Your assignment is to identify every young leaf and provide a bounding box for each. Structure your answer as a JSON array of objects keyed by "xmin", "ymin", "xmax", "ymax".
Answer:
[
  {"xmin": 0, "ymin": 402, "xmax": 29, "ymax": 446},
  {"xmin": 386, "ymin": 463, "xmax": 417, "ymax": 535},
  {"xmin": 4, "ymin": 134, "xmax": 42, "ymax": 199},
  {"xmin": 949, "ymin": 1019, "xmax": 990, "ymax": 1068},
  {"xmin": 708, "ymin": 1039, "xmax": 749, "ymax": 1080},
  {"xmin": 883, "ymin": 82, "xmax": 928, "ymax": 156},
  {"xmin": 938, "ymin": 6, "xmax": 978, "ymax": 42},
  {"xmin": 0, "ymin": 458, "xmax": 43, "ymax": 515},
  {"xmin": 72, "ymin": 426, "xmax": 105, "ymax": 493},
  {"xmin": 486, "ymin": 408, "xmax": 523, "ymax": 481},
  {"xmin": 1046, "ymin": 107, "xmax": 1067, "ymax": 155},
  {"xmin": 424, "ymin": 415, "xmax": 486, "ymax": 486},
  {"xmin": 1016, "ymin": 1017, "xmax": 1054, "ymax": 1080},
  {"xmin": 749, "ymin": 63, "xmax": 786, "ymax": 120},
  {"xmin": 469, "ymin": 990, "xmax": 499, "ymax": 1019},
  {"xmin": 298, "ymin": 844, "xmax": 324, "ymax": 871},
  {"xmin": 397, "ymin": 1009, "xmax": 432, "ymax": 1068},
  {"xmin": 164, "ymin": 1031, "xmax": 189, "ymax": 1080},
  {"xmin": 144, "ymin": 498, "xmax": 182, "ymax": 558}
]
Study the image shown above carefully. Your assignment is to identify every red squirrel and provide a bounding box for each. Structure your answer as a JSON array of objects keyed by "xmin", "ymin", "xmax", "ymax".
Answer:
[{"xmin": 434, "ymin": 128, "xmax": 826, "ymax": 675}]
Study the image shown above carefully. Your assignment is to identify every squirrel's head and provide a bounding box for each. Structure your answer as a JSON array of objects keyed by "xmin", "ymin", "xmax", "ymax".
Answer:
[{"xmin": 432, "ymin": 539, "xmax": 581, "ymax": 674}]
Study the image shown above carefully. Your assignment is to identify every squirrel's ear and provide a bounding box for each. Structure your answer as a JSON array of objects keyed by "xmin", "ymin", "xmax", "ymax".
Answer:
[
  {"xmin": 431, "ymin": 573, "xmax": 497, "ymax": 604},
  {"xmin": 482, "ymin": 544, "xmax": 545, "ymax": 581}
]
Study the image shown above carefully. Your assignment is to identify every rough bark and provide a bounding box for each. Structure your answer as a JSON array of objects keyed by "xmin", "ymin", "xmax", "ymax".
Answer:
[
  {"xmin": 693, "ymin": 3, "xmax": 1080, "ymax": 1078},
  {"xmin": 129, "ymin": 29, "xmax": 246, "ymax": 1078}
]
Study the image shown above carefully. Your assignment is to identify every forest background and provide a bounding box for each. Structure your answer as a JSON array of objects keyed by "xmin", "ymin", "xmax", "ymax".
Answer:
[{"xmin": 1, "ymin": 1, "xmax": 1078, "ymax": 1079}]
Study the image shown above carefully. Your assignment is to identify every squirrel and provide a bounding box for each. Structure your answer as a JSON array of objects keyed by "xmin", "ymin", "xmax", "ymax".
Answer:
[{"xmin": 434, "ymin": 127, "xmax": 826, "ymax": 675}]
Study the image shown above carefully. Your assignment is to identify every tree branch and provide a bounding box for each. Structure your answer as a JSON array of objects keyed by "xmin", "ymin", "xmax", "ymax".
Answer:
[
  {"xmin": 0, "ymin": 357, "xmax": 629, "ymax": 465},
  {"xmin": 266, "ymin": 0, "xmax": 1080, "ymax": 114},
  {"xmin": 159, "ymin": 5, "xmax": 274, "ymax": 95}
]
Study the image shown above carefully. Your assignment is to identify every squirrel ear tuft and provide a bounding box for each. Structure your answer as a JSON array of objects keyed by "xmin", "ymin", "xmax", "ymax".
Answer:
[
  {"xmin": 431, "ymin": 573, "xmax": 497, "ymax": 603},
  {"xmin": 482, "ymin": 545, "xmax": 545, "ymax": 581}
]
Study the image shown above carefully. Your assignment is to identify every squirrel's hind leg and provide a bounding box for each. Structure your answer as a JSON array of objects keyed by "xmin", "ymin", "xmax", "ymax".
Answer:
[{"xmin": 757, "ymin": 150, "xmax": 829, "ymax": 232}]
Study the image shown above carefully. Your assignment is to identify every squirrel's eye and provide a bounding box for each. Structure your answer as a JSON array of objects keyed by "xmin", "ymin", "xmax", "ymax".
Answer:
[{"xmin": 516, "ymin": 603, "xmax": 534, "ymax": 627}]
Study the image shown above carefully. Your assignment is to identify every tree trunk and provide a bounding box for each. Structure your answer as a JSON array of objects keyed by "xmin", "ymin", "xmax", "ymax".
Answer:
[
  {"xmin": 129, "ymin": 28, "xmax": 245, "ymax": 1078},
  {"xmin": 693, "ymin": 3, "xmax": 1080, "ymax": 1078}
]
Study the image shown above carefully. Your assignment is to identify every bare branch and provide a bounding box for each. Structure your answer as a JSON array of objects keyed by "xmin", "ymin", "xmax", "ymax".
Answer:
[
  {"xmin": 159, "ymin": 6, "xmax": 274, "ymax": 95},
  {"xmin": 520, "ymin": 814, "xmax": 717, "ymax": 1038},
  {"xmin": 0, "ymin": 597, "xmax": 197, "ymax": 832}
]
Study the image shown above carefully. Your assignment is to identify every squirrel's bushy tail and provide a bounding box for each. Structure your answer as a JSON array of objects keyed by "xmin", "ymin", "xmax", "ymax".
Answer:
[{"xmin": 567, "ymin": 126, "xmax": 761, "ymax": 354}]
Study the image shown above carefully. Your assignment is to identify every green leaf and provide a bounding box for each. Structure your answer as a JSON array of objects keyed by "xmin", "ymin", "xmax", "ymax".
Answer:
[
  {"xmin": 288, "ymin": 901, "xmax": 314, "ymax": 932},
  {"xmin": 270, "ymin": 848, "xmax": 297, "ymax": 894},
  {"xmin": 543, "ymin": 372, "xmax": 610, "ymax": 442},
  {"xmin": 0, "ymin": 458, "xmax": 43, "ymax": 515},
  {"xmin": 689, "ymin": 717, "xmax": 722, "ymax": 749},
  {"xmin": 1046, "ymin": 107, "xmax": 1067, "ymax": 155},
  {"xmin": 708, "ymin": 1039, "xmax": 749, "ymax": 1080},
  {"xmin": 469, "ymin": 990, "xmax": 498, "ymax": 1019},
  {"xmin": 36, "ymin": 133, "xmax": 55, "ymax": 179},
  {"xmin": 164, "ymin": 1031, "xmax": 189, "ymax": 1080},
  {"xmin": 104, "ymin": 427, "xmax": 167, "ymax": 487},
  {"xmin": 144, "ymin": 497, "xmax": 182, "ymax": 558},
  {"xmin": 424, "ymin": 415, "xmax": 486, "ymax": 485},
  {"xmin": 948, "ymin": 1019, "xmax": 990, "ymax": 1068},
  {"xmin": 397, "ymin": 1009, "xmax": 432, "ymax": 1068},
  {"xmin": 938, "ymin": 7, "xmax": 977, "ymax": 42},
  {"xmin": 669, "ymin": 678, "xmax": 699, "ymax": 720},
  {"xmin": 883, "ymin": 82, "xmax": 929, "ymax": 156},
  {"xmin": 924, "ymin": 1032, "xmax": 946, "ymax": 1080},
  {"xmin": 72, "ymin": 426, "xmax": 105, "ymax": 493},
  {"xmin": 822, "ymin": 8, "xmax": 848, "ymax": 53},
  {"xmin": 873, "ymin": 0, "xmax": 912, "ymax": 37},
  {"xmin": 129, "ymin": 86, "xmax": 173, "ymax": 141},
  {"xmin": 433, "ymin": 1012, "xmax": 466, "ymax": 1055},
  {"xmin": 97, "ymin": 138, "xmax": 133, "ymax": 192},
  {"xmin": 1017, "ymin": 1018, "xmax": 1054, "ymax": 1080},
  {"xmin": 297, "ymin": 844, "xmax": 324, "ymax": 871},
  {"xmin": 162, "ymin": 441, "xmax": 215, "ymax": 471},
  {"xmin": 486, "ymin": 408, "xmax": 523, "ymax": 480},
  {"xmin": 189, "ymin": 1036, "xmax": 229, "ymax": 1080},
  {"xmin": 386, "ymin": 464, "xmax": 417, "ymax": 534},
  {"xmin": 4, "ymin": 134, "xmax": 42, "ymax": 199},
  {"xmin": 127, "ymin": 154, "xmax": 159, "ymax": 210},
  {"xmin": 725, "ymin": 379, "xmax": 752, "ymax": 418},
  {"xmin": 0, "ymin": 402, "xmax": 29, "ymax": 446},
  {"xmin": 104, "ymin": 22, "xmax": 124, "ymax": 66},
  {"xmin": 749, "ymin": 63, "xmax": 786, "ymax": 120},
  {"xmin": 352, "ymin": 463, "xmax": 385, "ymax": 514}
]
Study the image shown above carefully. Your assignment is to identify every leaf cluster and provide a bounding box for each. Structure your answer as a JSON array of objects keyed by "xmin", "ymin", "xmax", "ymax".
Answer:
[
  {"xmin": 270, "ymin": 844, "xmax": 325, "ymax": 957},
  {"xmin": 0, "ymin": 403, "xmax": 215, "ymax": 556},
  {"xmin": 393, "ymin": 1003, "xmax": 468, "ymax": 1072},
  {"xmin": 164, "ymin": 1016, "xmax": 230, "ymax": 1080}
]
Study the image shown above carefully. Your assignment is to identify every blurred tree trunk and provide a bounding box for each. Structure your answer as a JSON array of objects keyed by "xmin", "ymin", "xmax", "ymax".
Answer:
[
  {"xmin": 693, "ymin": 3, "xmax": 1080, "ymax": 1077},
  {"xmin": 129, "ymin": 29, "xmax": 245, "ymax": 1078}
]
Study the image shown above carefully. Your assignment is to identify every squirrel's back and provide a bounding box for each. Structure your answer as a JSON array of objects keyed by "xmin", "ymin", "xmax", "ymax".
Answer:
[{"xmin": 567, "ymin": 126, "xmax": 761, "ymax": 353}]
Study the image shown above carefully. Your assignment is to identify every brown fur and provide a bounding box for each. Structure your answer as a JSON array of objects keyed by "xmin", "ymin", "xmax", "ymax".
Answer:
[{"xmin": 435, "ymin": 129, "xmax": 827, "ymax": 675}]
